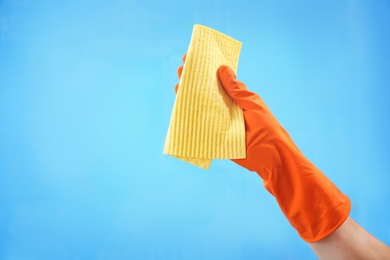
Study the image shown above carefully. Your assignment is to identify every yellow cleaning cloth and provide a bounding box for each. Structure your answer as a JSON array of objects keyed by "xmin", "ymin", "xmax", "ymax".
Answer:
[{"xmin": 164, "ymin": 24, "xmax": 246, "ymax": 169}]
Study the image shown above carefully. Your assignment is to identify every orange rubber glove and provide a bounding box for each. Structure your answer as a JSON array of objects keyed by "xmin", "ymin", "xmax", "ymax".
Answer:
[
  {"xmin": 217, "ymin": 65, "xmax": 351, "ymax": 242},
  {"xmin": 174, "ymin": 55, "xmax": 351, "ymax": 242}
]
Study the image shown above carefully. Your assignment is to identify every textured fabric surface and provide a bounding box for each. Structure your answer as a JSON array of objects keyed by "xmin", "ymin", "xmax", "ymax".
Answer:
[{"xmin": 164, "ymin": 24, "xmax": 246, "ymax": 169}]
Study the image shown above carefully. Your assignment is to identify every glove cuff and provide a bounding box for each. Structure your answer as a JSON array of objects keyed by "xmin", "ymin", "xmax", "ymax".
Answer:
[{"xmin": 259, "ymin": 145, "xmax": 351, "ymax": 242}]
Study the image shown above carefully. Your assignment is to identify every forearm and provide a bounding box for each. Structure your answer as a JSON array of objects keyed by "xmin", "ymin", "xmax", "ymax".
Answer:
[{"xmin": 309, "ymin": 217, "xmax": 390, "ymax": 260}]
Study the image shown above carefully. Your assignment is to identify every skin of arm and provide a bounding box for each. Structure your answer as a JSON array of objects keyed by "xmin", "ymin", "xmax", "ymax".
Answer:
[{"xmin": 309, "ymin": 217, "xmax": 390, "ymax": 260}]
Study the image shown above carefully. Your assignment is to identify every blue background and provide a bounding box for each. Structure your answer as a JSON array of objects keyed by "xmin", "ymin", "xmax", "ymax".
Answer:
[{"xmin": 1, "ymin": 0, "xmax": 389, "ymax": 259}]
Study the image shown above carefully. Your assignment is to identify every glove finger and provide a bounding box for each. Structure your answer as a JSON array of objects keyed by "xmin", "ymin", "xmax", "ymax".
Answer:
[
  {"xmin": 177, "ymin": 66, "xmax": 183, "ymax": 79},
  {"xmin": 177, "ymin": 53, "xmax": 187, "ymax": 79},
  {"xmin": 174, "ymin": 54, "xmax": 187, "ymax": 94}
]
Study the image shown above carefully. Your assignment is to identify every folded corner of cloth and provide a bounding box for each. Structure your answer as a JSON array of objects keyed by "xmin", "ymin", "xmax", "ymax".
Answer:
[{"xmin": 163, "ymin": 24, "xmax": 246, "ymax": 170}]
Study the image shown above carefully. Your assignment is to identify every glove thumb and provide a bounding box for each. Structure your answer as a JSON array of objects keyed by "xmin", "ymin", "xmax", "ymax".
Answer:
[{"xmin": 218, "ymin": 65, "xmax": 267, "ymax": 111}]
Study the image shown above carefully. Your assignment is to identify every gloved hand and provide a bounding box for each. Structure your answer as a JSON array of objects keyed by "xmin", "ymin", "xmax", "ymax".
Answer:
[
  {"xmin": 217, "ymin": 65, "xmax": 351, "ymax": 242},
  {"xmin": 174, "ymin": 55, "xmax": 351, "ymax": 242}
]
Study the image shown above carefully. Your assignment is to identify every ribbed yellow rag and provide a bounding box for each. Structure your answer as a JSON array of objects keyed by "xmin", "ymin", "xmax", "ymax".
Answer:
[{"xmin": 164, "ymin": 24, "xmax": 246, "ymax": 170}]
